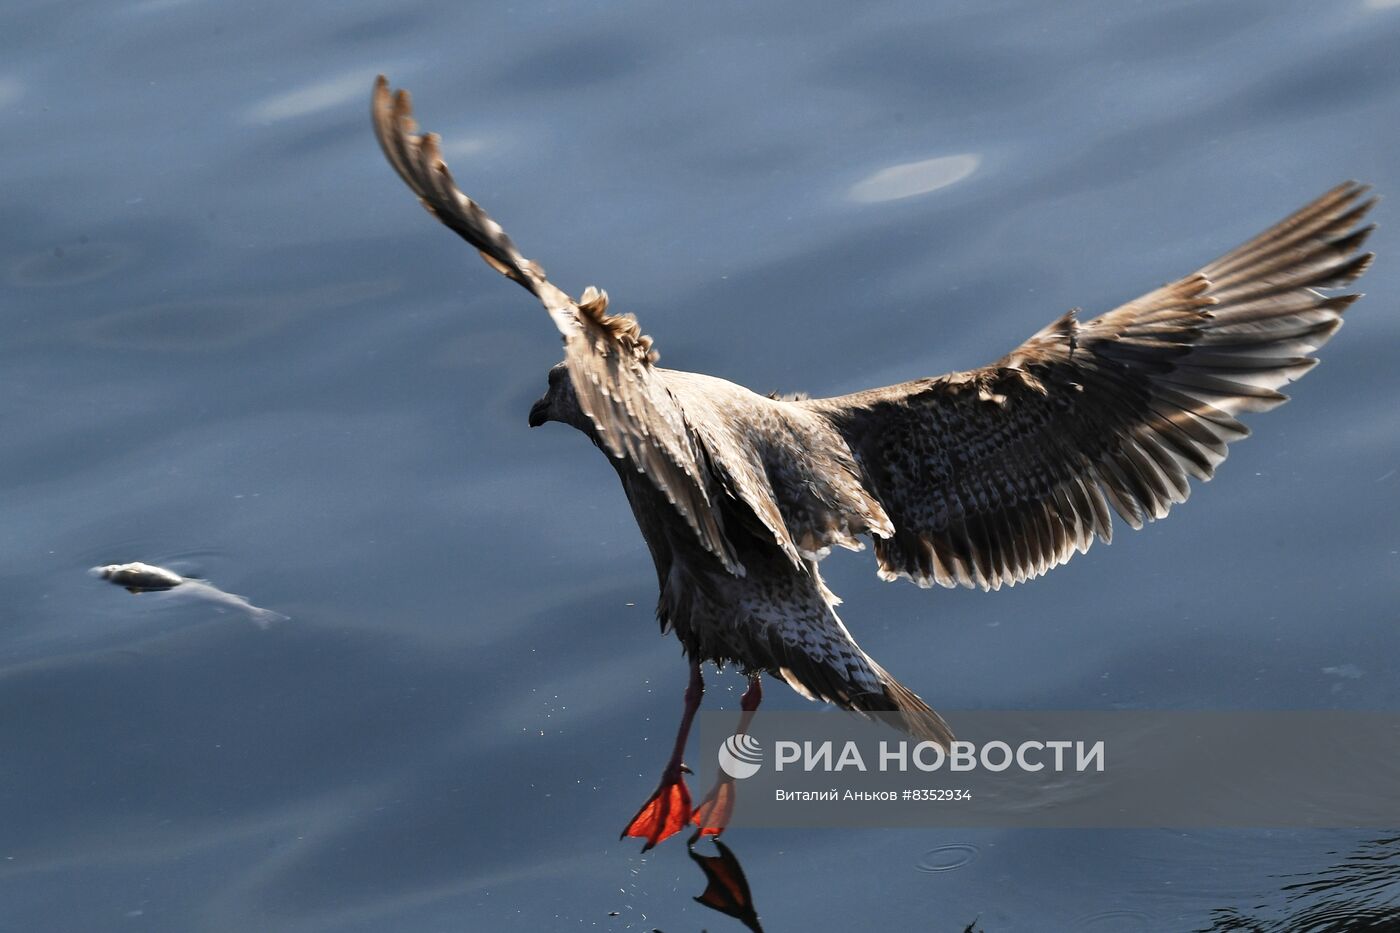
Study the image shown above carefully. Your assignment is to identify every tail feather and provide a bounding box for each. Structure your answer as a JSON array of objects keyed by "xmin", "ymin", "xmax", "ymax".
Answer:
[{"xmin": 858, "ymin": 660, "xmax": 954, "ymax": 749}]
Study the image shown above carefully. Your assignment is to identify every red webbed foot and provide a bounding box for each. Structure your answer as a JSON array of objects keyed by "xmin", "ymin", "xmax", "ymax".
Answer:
[
  {"xmin": 691, "ymin": 778, "xmax": 736, "ymax": 837},
  {"xmin": 622, "ymin": 775, "xmax": 693, "ymax": 851}
]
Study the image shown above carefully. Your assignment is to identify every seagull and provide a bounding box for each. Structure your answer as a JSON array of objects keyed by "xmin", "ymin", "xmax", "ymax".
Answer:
[{"xmin": 371, "ymin": 76, "xmax": 1375, "ymax": 849}]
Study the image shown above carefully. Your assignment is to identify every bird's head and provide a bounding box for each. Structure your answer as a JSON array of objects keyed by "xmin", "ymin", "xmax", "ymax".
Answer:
[{"xmin": 528, "ymin": 361, "xmax": 588, "ymax": 431}]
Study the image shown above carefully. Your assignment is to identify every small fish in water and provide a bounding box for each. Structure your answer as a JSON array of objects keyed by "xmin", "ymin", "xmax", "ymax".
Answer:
[{"xmin": 91, "ymin": 561, "xmax": 288, "ymax": 628}]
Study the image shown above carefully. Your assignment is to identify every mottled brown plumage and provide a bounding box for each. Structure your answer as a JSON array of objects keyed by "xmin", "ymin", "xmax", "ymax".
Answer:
[{"xmin": 372, "ymin": 77, "xmax": 1375, "ymax": 826}]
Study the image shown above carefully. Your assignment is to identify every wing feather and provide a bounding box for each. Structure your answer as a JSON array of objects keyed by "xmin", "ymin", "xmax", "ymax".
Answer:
[
  {"xmin": 807, "ymin": 183, "xmax": 1375, "ymax": 590},
  {"xmin": 372, "ymin": 77, "xmax": 741, "ymax": 572}
]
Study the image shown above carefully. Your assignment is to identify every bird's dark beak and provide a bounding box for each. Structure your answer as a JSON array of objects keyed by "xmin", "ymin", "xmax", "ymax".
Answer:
[{"xmin": 528, "ymin": 396, "xmax": 550, "ymax": 428}]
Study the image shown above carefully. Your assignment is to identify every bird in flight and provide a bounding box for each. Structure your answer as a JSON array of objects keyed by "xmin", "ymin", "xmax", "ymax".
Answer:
[{"xmin": 371, "ymin": 76, "xmax": 1375, "ymax": 850}]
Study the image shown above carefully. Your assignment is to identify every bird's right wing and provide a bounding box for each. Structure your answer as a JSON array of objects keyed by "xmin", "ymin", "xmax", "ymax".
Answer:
[
  {"xmin": 372, "ymin": 76, "xmax": 740, "ymax": 573},
  {"xmin": 807, "ymin": 183, "xmax": 1375, "ymax": 591}
]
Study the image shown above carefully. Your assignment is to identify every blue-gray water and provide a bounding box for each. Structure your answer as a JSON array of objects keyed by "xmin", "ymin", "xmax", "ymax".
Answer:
[{"xmin": 3, "ymin": 1, "xmax": 1399, "ymax": 930}]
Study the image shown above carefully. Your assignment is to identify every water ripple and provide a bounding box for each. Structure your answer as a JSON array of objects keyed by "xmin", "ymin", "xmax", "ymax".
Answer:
[
  {"xmin": 1074, "ymin": 908, "xmax": 1151, "ymax": 932},
  {"xmin": 914, "ymin": 842, "xmax": 980, "ymax": 873},
  {"xmin": 245, "ymin": 69, "xmax": 385, "ymax": 123},
  {"xmin": 848, "ymin": 153, "xmax": 981, "ymax": 203},
  {"xmin": 7, "ymin": 241, "xmax": 135, "ymax": 288}
]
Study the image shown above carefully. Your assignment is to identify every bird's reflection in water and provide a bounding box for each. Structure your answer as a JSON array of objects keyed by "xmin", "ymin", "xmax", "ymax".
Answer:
[
  {"xmin": 1201, "ymin": 835, "xmax": 1400, "ymax": 932},
  {"xmin": 686, "ymin": 831, "xmax": 764, "ymax": 933},
  {"xmin": 680, "ymin": 831, "xmax": 985, "ymax": 933}
]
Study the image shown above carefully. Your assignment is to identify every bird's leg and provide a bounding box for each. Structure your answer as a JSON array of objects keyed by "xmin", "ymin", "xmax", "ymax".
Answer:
[
  {"xmin": 622, "ymin": 658, "xmax": 704, "ymax": 851},
  {"xmin": 692, "ymin": 673, "xmax": 763, "ymax": 837}
]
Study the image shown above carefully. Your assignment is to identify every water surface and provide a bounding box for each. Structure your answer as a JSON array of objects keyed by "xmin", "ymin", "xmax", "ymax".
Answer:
[{"xmin": 3, "ymin": 0, "xmax": 1399, "ymax": 930}]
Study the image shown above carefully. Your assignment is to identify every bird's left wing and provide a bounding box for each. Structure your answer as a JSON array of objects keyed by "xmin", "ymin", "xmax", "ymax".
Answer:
[
  {"xmin": 372, "ymin": 76, "xmax": 740, "ymax": 573},
  {"xmin": 805, "ymin": 183, "xmax": 1375, "ymax": 591}
]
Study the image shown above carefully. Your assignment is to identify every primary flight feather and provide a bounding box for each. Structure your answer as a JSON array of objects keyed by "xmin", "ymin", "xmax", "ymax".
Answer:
[{"xmin": 371, "ymin": 76, "xmax": 1374, "ymax": 848}]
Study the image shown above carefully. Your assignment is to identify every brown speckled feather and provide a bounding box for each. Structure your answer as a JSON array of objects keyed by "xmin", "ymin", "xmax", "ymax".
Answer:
[{"xmin": 806, "ymin": 182, "xmax": 1374, "ymax": 591}]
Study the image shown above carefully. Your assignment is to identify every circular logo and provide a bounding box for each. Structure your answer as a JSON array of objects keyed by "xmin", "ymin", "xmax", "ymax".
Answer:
[{"xmin": 717, "ymin": 733, "xmax": 763, "ymax": 779}]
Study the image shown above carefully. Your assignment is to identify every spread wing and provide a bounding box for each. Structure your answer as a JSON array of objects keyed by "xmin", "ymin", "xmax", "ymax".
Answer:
[
  {"xmin": 808, "ymin": 183, "xmax": 1375, "ymax": 590},
  {"xmin": 371, "ymin": 77, "xmax": 741, "ymax": 573}
]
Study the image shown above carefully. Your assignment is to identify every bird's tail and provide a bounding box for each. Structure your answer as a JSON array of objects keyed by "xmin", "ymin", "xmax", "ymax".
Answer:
[{"xmin": 859, "ymin": 659, "xmax": 954, "ymax": 749}]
